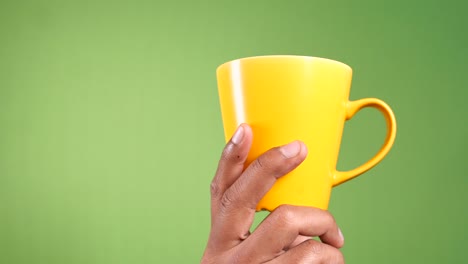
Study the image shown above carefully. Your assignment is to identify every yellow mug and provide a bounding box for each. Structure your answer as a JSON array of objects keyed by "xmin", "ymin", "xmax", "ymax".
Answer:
[{"xmin": 216, "ymin": 55, "xmax": 397, "ymax": 211}]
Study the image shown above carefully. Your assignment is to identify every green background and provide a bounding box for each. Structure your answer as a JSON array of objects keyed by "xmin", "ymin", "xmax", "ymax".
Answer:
[{"xmin": 1, "ymin": 0, "xmax": 466, "ymax": 263}]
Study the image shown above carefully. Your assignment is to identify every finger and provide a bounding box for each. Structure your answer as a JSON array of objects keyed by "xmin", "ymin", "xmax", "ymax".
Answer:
[
  {"xmin": 216, "ymin": 142, "xmax": 308, "ymax": 247},
  {"xmin": 210, "ymin": 124, "xmax": 252, "ymax": 202},
  {"xmin": 206, "ymin": 124, "xmax": 252, "ymax": 251},
  {"xmin": 240, "ymin": 205, "xmax": 344, "ymax": 262},
  {"xmin": 267, "ymin": 239, "xmax": 345, "ymax": 264}
]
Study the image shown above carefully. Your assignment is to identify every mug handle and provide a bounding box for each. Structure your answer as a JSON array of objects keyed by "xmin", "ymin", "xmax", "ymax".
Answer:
[{"xmin": 332, "ymin": 98, "xmax": 397, "ymax": 186}]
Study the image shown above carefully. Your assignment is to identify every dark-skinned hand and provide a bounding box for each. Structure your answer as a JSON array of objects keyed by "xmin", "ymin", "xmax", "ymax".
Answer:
[{"xmin": 202, "ymin": 124, "xmax": 345, "ymax": 264}]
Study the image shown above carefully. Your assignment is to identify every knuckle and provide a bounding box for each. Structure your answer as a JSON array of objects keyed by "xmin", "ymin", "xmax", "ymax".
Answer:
[
  {"xmin": 274, "ymin": 204, "xmax": 297, "ymax": 226},
  {"xmin": 303, "ymin": 241, "xmax": 345, "ymax": 264},
  {"xmin": 251, "ymin": 155, "xmax": 266, "ymax": 171},
  {"xmin": 220, "ymin": 189, "xmax": 237, "ymax": 210},
  {"xmin": 210, "ymin": 180, "xmax": 221, "ymax": 198},
  {"xmin": 304, "ymin": 239, "xmax": 324, "ymax": 255}
]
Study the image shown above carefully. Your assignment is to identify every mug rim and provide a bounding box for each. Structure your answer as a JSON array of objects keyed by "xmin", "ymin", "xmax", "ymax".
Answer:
[{"xmin": 217, "ymin": 55, "xmax": 352, "ymax": 72}]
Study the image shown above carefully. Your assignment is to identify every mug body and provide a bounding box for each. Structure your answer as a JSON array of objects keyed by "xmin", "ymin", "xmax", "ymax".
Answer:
[{"xmin": 217, "ymin": 55, "xmax": 353, "ymax": 210}]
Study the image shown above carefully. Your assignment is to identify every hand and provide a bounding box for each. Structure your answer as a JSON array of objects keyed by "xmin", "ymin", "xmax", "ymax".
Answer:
[{"xmin": 201, "ymin": 124, "xmax": 345, "ymax": 263}]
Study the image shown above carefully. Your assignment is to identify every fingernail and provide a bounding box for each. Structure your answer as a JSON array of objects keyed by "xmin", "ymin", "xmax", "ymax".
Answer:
[
  {"xmin": 231, "ymin": 125, "xmax": 244, "ymax": 145},
  {"xmin": 338, "ymin": 228, "xmax": 344, "ymax": 242},
  {"xmin": 280, "ymin": 141, "xmax": 301, "ymax": 158}
]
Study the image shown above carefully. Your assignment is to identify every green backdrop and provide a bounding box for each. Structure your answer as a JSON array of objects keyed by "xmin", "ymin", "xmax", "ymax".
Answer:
[{"xmin": 1, "ymin": 0, "xmax": 466, "ymax": 263}]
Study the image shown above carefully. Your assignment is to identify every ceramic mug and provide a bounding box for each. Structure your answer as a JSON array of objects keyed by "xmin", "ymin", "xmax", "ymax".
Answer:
[{"xmin": 217, "ymin": 55, "xmax": 397, "ymax": 211}]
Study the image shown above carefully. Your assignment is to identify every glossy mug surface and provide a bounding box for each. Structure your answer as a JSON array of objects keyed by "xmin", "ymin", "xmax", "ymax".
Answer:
[{"xmin": 216, "ymin": 55, "xmax": 396, "ymax": 211}]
